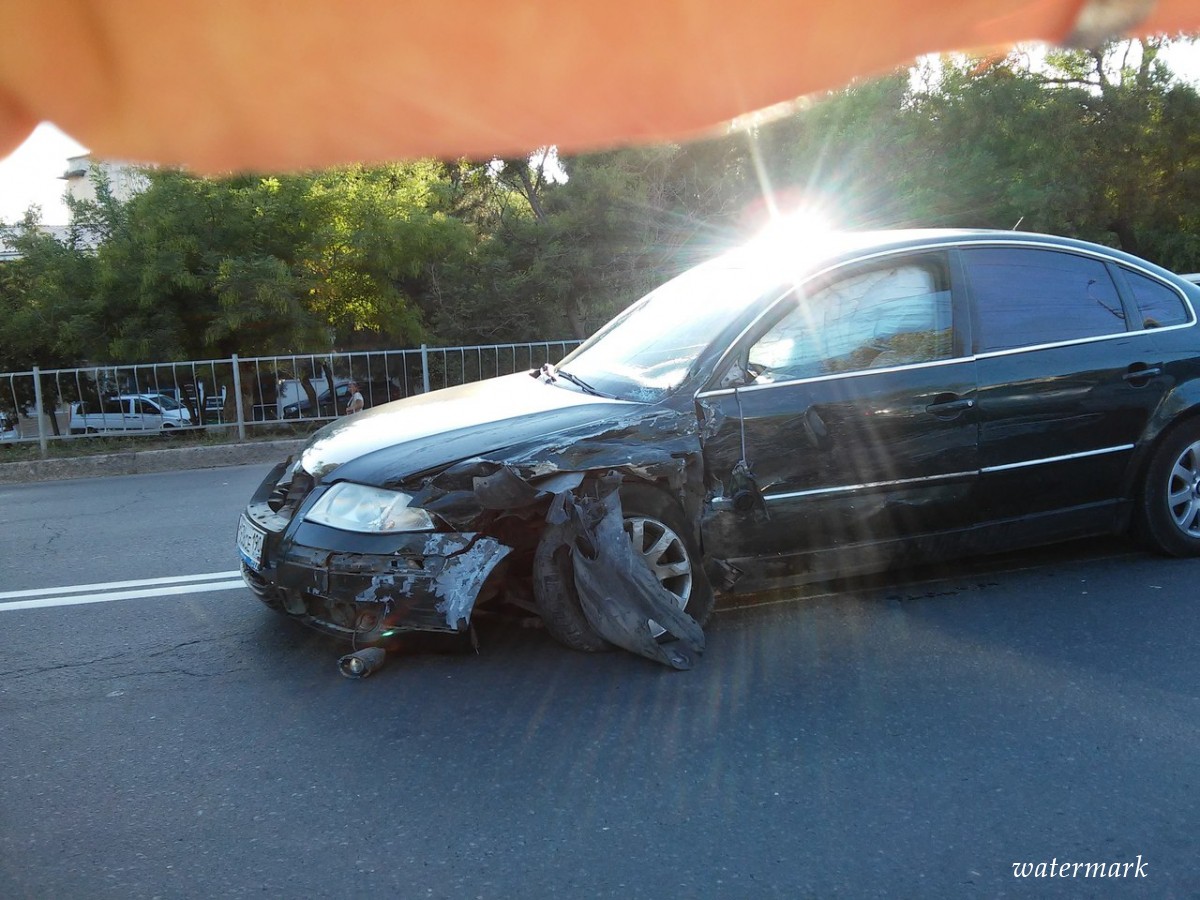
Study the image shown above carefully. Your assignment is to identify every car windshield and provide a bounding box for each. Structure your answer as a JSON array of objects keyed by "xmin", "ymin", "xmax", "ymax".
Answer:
[{"xmin": 555, "ymin": 256, "xmax": 787, "ymax": 402}]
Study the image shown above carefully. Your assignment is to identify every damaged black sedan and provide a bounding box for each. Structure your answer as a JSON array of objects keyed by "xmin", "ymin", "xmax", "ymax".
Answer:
[{"xmin": 239, "ymin": 229, "xmax": 1200, "ymax": 667}]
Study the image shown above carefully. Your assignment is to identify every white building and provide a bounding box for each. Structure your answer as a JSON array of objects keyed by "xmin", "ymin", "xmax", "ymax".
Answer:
[
  {"xmin": 60, "ymin": 154, "xmax": 149, "ymax": 206},
  {"xmin": 1, "ymin": 154, "xmax": 144, "ymax": 260}
]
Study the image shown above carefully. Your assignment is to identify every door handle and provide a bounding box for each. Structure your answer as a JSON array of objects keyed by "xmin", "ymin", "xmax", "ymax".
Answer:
[
  {"xmin": 1123, "ymin": 363, "xmax": 1162, "ymax": 385},
  {"xmin": 926, "ymin": 395, "xmax": 976, "ymax": 418}
]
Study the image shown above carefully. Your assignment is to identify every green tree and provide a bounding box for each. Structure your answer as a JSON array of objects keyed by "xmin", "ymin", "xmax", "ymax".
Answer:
[
  {"xmin": 426, "ymin": 143, "xmax": 754, "ymax": 344},
  {"xmin": 904, "ymin": 40, "xmax": 1200, "ymax": 268},
  {"xmin": 0, "ymin": 209, "xmax": 98, "ymax": 430},
  {"xmin": 71, "ymin": 163, "xmax": 474, "ymax": 361},
  {"xmin": 6, "ymin": 39, "xmax": 1200, "ymax": 375},
  {"xmin": 304, "ymin": 162, "xmax": 472, "ymax": 350}
]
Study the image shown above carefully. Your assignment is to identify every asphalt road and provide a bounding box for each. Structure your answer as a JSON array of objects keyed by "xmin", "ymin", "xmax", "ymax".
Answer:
[{"xmin": 1, "ymin": 465, "xmax": 1198, "ymax": 898}]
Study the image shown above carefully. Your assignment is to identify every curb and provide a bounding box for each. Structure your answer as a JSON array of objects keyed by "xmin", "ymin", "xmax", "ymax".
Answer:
[{"xmin": 0, "ymin": 439, "xmax": 306, "ymax": 485}]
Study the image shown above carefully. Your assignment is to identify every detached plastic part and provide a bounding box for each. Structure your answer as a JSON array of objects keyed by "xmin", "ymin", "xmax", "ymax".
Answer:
[
  {"xmin": 556, "ymin": 475, "xmax": 706, "ymax": 670},
  {"xmin": 338, "ymin": 647, "xmax": 388, "ymax": 679}
]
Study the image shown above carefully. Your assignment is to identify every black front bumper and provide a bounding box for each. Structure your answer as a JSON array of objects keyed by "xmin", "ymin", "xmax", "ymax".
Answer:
[{"xmin": 239, "ymin": 463, "xmax": 511, "ymax": 643}]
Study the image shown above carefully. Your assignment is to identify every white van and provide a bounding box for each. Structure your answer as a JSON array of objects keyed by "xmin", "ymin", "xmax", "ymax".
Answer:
[{"xmin": 68, "ymin": 393, "xmax": 194, "ymax": 434}]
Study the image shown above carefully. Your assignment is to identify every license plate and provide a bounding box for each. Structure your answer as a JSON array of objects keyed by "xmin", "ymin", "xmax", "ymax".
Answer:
[{"xmin": 237, "ymin": 514, "xmax": 266, "ymax": 570}]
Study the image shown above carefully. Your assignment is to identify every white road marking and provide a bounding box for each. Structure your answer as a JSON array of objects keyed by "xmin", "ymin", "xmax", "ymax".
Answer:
[
  {"xmin": 0, "ymin": 571, "xmax": 242, "ymax": 601},
  {"xmin": 0, "ymin": 572, "xmax": 246, "ymax": 612}
]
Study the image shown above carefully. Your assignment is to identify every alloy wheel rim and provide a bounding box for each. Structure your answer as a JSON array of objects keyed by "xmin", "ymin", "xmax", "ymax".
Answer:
[
  {"xmin": 623, "ymin": 515, "xmax": 693, "ymax": 637},
  {"xmin": 1166, "ymin": 440, "xmax": 1200, "ymax": 537}
]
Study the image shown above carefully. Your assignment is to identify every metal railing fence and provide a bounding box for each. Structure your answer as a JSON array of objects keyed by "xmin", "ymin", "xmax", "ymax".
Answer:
[{"xmin": 0, "ymin": 340, "xmax": 582, "ymax": 455}]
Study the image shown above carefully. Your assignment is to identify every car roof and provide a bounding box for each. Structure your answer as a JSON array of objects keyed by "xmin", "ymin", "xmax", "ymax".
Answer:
[{"xmin": 719, "ymin": 228, "xmax": 1188, "ymax": 287}]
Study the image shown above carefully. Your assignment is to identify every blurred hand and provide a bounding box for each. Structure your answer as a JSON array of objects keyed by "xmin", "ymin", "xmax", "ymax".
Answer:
[{"xmin": 1, "ymin": 0, "xmax": 1196, "ymax": 171}]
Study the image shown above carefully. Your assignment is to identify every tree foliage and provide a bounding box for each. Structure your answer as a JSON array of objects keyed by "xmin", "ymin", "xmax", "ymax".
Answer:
[
  {"xmin": 69, "ymin": 163, "xmax": 473, "ymax": 362},
  {"xmin": 1, "ymin": 210, "xmax": 107, "ymax": 381},
  {"xmin": 2, "ymin": 37, "xmax": 1199, "ymax": 374}
]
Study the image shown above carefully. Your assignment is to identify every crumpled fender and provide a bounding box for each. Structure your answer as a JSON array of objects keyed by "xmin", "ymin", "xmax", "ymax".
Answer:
[
  {"xmin": 543, "ymin": 474, "xmax": 705, "ymax": 670},
  {"xmin": 371, "ymin": 407, "xmax": 713, "ymax": 667}
]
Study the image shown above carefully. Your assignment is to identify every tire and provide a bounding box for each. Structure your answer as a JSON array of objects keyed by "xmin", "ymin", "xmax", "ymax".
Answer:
[
  {"xmin": 1138, "ymin": 420, "xmax": 1200, "ymax": 556},
  {"xmin": 532, "ymin": 483, "xmax": 714, "ymax": 651}
]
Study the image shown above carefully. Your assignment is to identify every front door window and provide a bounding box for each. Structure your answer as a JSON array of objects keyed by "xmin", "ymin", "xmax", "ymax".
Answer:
[{"xmin": 748, "ymin": 262, "xmax": 953, "ymax": 382}]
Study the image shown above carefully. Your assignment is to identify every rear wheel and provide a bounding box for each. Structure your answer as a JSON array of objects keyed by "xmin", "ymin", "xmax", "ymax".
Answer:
[
  {"xmin": 533, "ymin": 483, "xmax": 713, "ymax": 651},
  {"xmin": 1138, "ymin": 420, "xmax": 1200, "ymax": 556}
]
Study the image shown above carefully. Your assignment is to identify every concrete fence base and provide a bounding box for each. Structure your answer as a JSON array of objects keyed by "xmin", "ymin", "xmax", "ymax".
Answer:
[{"xmin": 0, "ymin": 439, "xmax": 306, "ymax": 485}]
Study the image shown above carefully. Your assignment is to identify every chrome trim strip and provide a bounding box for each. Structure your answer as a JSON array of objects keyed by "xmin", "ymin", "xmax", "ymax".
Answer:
[
  {"xmin": 974, "ymin": 325, "xmax": 1185, "ymax": 360},
  {"xmin": 751, "ymin": 470, "xmax": 977, "ymax": 505},
  {"xmin": 981, "ymin": 444, "xmax": 1135, "ymax": 474},
  {"xmin": 710, "ymin": 444, "xmax": 1136, "ymax": 509}
]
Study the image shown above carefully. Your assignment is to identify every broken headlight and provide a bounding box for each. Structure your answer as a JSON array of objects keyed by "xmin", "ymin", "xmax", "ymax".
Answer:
[{"xmin": 305, "ymin": 482, "xmax": 435, "ymax": 533}]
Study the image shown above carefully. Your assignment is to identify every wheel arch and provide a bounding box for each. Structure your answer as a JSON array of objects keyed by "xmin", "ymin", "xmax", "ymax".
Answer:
[{"xmin": 1122, "ymin": 386, "xmax": 1200, "ymax": 502}]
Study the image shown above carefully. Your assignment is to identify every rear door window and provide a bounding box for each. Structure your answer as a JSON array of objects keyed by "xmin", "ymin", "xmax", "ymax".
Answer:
[{"xmin": 964, "ymin": 247, "xmax": 1129, "ymax": 352}]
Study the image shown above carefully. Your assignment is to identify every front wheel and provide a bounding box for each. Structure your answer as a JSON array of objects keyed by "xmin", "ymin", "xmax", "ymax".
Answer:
[
  {"xmin": 533, "ymin": 483, "xmax": 714, "ymax": 651},
  {"xmin": 1138, "ymin": 421, "xmax": 1200, "ymax": 556}
]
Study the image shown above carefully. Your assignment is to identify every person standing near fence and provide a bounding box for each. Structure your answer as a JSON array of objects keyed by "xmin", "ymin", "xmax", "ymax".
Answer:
[{"xmin": 344, "ymin": 381, "xmax": 365, "ymax": 415}]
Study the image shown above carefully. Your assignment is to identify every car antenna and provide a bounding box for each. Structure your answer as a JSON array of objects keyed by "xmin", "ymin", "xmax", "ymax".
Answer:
[{"xmin": 1012, "ymin": 216, "xmax": 1025, "ymax": 231}]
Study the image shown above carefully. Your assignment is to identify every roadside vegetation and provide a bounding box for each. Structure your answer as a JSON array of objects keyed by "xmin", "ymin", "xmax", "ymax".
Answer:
[{"xmin": 3, "ymin": 39, "xmax": 1199, "ymax": 380}]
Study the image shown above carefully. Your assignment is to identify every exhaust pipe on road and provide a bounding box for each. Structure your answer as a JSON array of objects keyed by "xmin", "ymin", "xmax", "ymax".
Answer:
[{"xmin": 337, "ymin": 647, "xmax": 387, "ymax": 679}]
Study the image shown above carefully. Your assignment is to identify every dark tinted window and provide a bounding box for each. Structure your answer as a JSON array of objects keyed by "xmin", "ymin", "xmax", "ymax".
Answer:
[
  {"xmin": 1121, "ymin": 268, "xmax": 1190, "ymax": 329},
  {"xmin": 102, "ymin": 397, "xmax": 126, "ymax": 414},
  {"xmin": 748, "ymin": 259, "xmax": 953, "ymax": 380},
  {"xmin": 965, "ymin": 248, "xmax": 1127, "ymax": 352}
]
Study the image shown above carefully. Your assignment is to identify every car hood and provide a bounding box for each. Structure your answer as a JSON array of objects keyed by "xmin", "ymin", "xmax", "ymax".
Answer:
[{"xmin": 298, "ymin": 371, "xmax": 638, "ymax": 483}]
